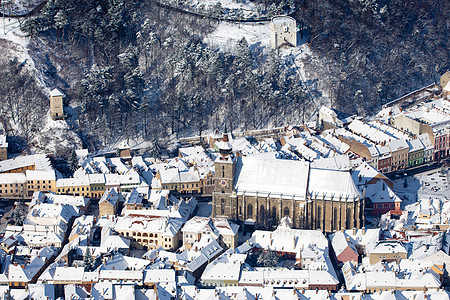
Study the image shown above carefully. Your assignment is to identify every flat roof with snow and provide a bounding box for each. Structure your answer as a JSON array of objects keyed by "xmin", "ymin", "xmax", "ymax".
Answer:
[{"xmin": 271, "ymin": 16, "xmax": 296, "ymax": 24}]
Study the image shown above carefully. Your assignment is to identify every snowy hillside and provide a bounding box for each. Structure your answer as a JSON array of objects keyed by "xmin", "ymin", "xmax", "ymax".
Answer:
[
  {"xmin": 0, "ymin": 0, "xmax": 447, "ymax": 155},
  {"xmin": 205, "ymin": 21, "xmax": 332, "ymax": 119},
  {"xmin": 29, "ymin": 112, "xmax": 82, "ymax": 154},
  {"xmin": 0, "ymin": 17, "xmax": 82, "ymax": 154}
]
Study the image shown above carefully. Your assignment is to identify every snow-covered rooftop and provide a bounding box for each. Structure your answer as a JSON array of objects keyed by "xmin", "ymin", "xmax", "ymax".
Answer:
[{"xmin": 234, "ymin": 156, "xmax": 309, "ymax": 199}]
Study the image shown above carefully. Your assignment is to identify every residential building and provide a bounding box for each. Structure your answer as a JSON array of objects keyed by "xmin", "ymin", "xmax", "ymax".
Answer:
[
  {"xmin": 342, "ymin": 228, "xmax": 380, "ymax": 257},
  {"xmin": 87, "ymin": 174, "xmax": 106, "ymax": 198},
  {"xmin": 342, "ymin": 260, "xmax": 442, "ymax": 293},
  {"xmin": 22, "ymin": 203, "xmax": 78, "ymax": 247},
  {"xmin": 0, "ymin": 173, "xmax": 26, "ymax": 198},
  {"xmin": 8, "ymin": 247, "xmax": 55, "ymax": 288},
  {"xmin": 419, "ymin": 133, "xmax": 434, "ymax": 163},
  {"xmin": 99, "ymin": 188, "xmax": 122, "ymax": 216},
  {"xmin": 377, "ymin": 145, "xmax": 392, "ymax": 174},
  {"xmin": 56, "ymin": 176, "xmax": 90, "ymax": 197},
  {"xmin": 369, "ymin": 241, "xmax": 408, "ymax": 264},
  {"xmin": 114, "ymin": 216, "xmax": 182, "ymax": 251},
  {"xmin": 32, "ymin": 191, "xmax": 89, "ymax": 211},
  {"xmin": 366, "ymin": 180, "xmax": 402, "ymax": 215},
  {"xmin": 181, "ymin": 217, "xmax": 239, "ymax": 250},
  {"xmin": 433, "ymin": 124, "xmax": 450, "ymax": 160},
  {"xmin": 407, "ymin": 139, "xmax": 424, "ymax": 167},
  {"xmin": 26, "ymin": 170, "xmax": 57, "ymax": 196},
  {"xmin": 123, "ymin": 188, "xmax": 144, "ymax": 210},
  {"xmin": 330, "ymin": 231, "xmax": 359, "ymax": 265},
  {"xmin": 155, "ymin": 167, "xmax": 202, "ymax": 194},
  {"xmin": 391, "ymin": 114, "xmax": 433, "ymax": 140},
  {"xmin": 117, "ymin": 141, "xmax": 131, "ymax": 160},
  {"xmin": 318, "ymin": 106, "xmax": 343, "ymax": 129},
  {"xmin": 440, "ymin": 71, "xmax": 450, "ymax": 90},
  {"xmin": 143, "ymin": 269, "xmax": 176, "ymax": 295},
  {"xmin": 0, "ymin": 154, "xmax": 52, "ymax": 174},
  {"xmin": 388, "ymin": 139, "xmax": 409, "ymax": 171}
]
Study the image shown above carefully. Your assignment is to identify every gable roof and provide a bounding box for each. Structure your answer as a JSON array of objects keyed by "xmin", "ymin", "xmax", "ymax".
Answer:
[
  {"xmin": 50, "ymin": 88, "xmax": 64, "ymax": 97},
  {"xmin": 99, "ymin": 188, "xmax": 122, "ymax": 206}
]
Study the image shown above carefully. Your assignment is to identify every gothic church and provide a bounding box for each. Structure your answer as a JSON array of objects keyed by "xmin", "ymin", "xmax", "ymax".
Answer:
[{"xmin": 211, "ymin": 135, "xmax": 364, "ymax": 232}]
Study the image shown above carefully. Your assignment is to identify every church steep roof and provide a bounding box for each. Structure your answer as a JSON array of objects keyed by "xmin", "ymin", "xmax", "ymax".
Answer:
[
  {"xmin": 234, "ymin": 156, "xmax": 310, "ymax": 199},
  {"xmin": 233, "ymin": 156, "xmax": 360, "ymax": 201}
]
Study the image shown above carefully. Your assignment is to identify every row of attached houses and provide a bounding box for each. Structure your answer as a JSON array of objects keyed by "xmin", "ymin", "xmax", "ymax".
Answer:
[
  {"xmin": 339, "ymin": 113, "xmax": 445, "ymax": 174},
  {"xmin": 0, "ymin": 153, "xmax": 151, "ymax": 199}
]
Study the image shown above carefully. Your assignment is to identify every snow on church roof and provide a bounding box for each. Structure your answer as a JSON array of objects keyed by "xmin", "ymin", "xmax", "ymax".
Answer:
[
  {"xmin": 234, "ymin": 156, "xmax": 360, "ymax": 201},
  {"xmin": 308, "ymin": 168, "xmax": 361, "ymax": 200},
  {"xmin": 234, "ymin": 156, "xmax": 309, "ymax": 199}
]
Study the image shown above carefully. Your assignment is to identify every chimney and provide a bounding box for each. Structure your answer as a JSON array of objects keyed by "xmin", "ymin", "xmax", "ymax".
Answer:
[
  {"xmin": 223, "ymin": 133, "xmax": 229, "ymax": 143},
  {"xmin": 353, "ymin": 228, "xmax": 356, "ymax": 235}
]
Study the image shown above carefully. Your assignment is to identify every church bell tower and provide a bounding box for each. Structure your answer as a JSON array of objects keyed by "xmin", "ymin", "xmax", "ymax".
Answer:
[{"xmin": 212, "ymin": 132, "xmax": 236, "ymax": 219}]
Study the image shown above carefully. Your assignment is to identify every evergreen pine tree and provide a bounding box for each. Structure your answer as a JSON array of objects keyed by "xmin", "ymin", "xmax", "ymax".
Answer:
[
  {"xmin": 84, "ymin": 247, "xmax": 95, "ymax": 271},
  {"xmin": 68, "ymin": 149, "xmax": 79, "ymax": 172},
  {"xmin": 257, "ymin": 249, "xmax": 279, "ymax": 267},
  {"xmin": 13, "ymin": 202, "xmax": 24, "ymax": 226},
  {"xmin": 150, "ymin": 139, "xmax": 161, "ymax": 160}
]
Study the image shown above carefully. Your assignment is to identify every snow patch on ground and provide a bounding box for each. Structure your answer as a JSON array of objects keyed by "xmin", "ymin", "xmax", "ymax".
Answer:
[
  {"xmin": 30, "ymin": 112, "xmax": 82, "ymax": 154},
  {"xmin": 0, "ymin": 17, "xmax": 85, "ymax": 154},
  {"xmin": 204, "ymin": 21, "xmax": 270, "ymax": 51},
  {"xmin": 2, "ymin": 0, "xmax": 44, "ymax": 16},
  {"xmin": 0, "ymin": 17, "xmax": 28, "ymax": 47},
  {"xmin": 185, "ymin": 0, "xmax": 259, "ymax": 17},
  {"xmin": 0, "ymin": 18, "xmax": 48, "ymax": 90},
  {"xmin": 280, "ymin": 45, "xmax": 332, "ymax": 120}
]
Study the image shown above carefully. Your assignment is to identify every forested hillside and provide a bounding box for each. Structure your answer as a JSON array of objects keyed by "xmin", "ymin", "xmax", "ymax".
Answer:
[
  {"xmin": 19, "ymin": 0, "xmax": 307, "ymax": 151},
  {"xmin": 295, "ymin": 0, "xmax": 449, "ymax": 115},
  {"xmin": 2, "ymin": 0, "xmax": 448, "ymax": 152}
]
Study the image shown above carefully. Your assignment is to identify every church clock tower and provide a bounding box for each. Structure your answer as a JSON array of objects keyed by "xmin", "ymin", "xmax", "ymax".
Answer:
[{"xmin": 212, "ymin": 132, "xmax": 237, "ymax": 219}]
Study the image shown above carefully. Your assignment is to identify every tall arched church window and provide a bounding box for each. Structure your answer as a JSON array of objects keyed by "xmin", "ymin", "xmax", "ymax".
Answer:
[{"xmin": 247, "ymin": 204, "xmax": 253, "ymax": 219}]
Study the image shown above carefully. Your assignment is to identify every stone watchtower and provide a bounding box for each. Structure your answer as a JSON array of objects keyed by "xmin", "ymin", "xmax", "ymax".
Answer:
[
  {"xmin": 212, "ymin": 133, "xmax": 237, "ymax": 219},
  {"xmin": 270, "ymin": 16, "xmax": 297, "ymax": 49},
  {"xmin": 0, "ymin": 135, "xmax": 7, "ymax": 161},
  {"xmin": 50, "ymin": 88, "xmax": 64, "ymax": 120}
]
